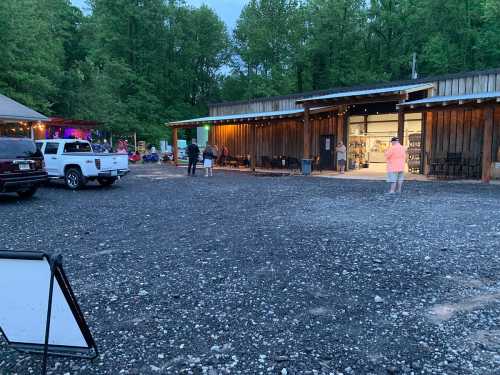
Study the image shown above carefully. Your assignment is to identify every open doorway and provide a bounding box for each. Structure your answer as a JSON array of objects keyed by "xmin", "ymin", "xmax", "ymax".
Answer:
[{"xmin": 347, "ymin": 113, "xmax": 423, "ymax": 174}]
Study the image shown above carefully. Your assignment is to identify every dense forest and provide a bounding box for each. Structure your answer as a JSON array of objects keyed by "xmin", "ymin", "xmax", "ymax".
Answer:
[{"xmin": 1, "ymin": 0, "xmax": 499, "ymax": 141}]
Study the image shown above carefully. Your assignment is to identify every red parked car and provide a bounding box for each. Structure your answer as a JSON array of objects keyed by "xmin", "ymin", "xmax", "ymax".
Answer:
[{"xmin": 0, "ymin": 137, "xmax": 48, "ymax": 198}]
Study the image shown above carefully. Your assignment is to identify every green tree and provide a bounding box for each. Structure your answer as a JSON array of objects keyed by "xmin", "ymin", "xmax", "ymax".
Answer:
[
  {"xmin": 0, "ymin": 0, "xmax": 66, "ymax": 114},
  {"xmin": 306, "ymin": 0, "xmax": 370, "ymax": 89},
  {"xmin": 232, "ymin": 0, "xmax": 307, "ymax": 98},
  {"xmin": 83, "ymin": 0, "xmax": 229, "ymax": 142}
]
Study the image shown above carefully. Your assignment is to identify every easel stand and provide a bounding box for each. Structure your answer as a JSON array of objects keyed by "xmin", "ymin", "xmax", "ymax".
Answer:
[
  {"xmin": 41, "ymin": 255, "xmax": 59, "ymax": 375},
  {"xmin": 0, "ymin": 251, "xmax": 99, "ymax": 375}
]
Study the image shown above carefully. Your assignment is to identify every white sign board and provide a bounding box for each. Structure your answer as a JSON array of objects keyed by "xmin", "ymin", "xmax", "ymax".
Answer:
[
  {"xmin": 0, "ymin": 252, "xmax": 96, "ymax": 357},
  {"xmin": 325, "ymin": 138, "xmax": 331, "ymax": 151}
]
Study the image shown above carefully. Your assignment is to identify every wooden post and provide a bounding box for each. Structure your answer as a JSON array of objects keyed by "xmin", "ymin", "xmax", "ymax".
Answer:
[
  {"xmin": 303, "ymin": 106, "xmax": 311, "ymax": 159},
  {"xmin": 336, "ymin": 112, "xmax": 344, "ymax": 172},
  {"xmin": 398, "ymin": 111, "xmax": 405, "ymax": 144},
  {"xmin": 134, "ymin": 132, "xmax": 137, "ymax": 152},
  {"xmin": 251, "ymin": 124, "xmax": 257, "ymax": 171},
  {"xmin": 424, "ymin": 111, "xmax": 433, "ymax": 175},
  {"xmin": 30, "ymin": 124, "xmax": 35, "ymax": 140},
  {"xmin": 482, "ymin": 107, "xmax": 494, "ymax": 183},
  {"xmin": 172, "ymin": 127, "xmax": 178, "ymax": 166}
]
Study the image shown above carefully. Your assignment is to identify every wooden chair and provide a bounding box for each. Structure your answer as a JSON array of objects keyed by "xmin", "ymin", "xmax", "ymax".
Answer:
[
  {"xmin": 286, "ymin": 157, "xmax": 301, "ymax": 171},
  {"xmin": 271, "ymin": 157, "xmax": 282, "ymax": 169},
  {"xmin": 261, "ymin": 156, "xmax": 272, "ymax": 169},
  {"xmin": 312, "ymin": 156, "xmax": 321, "ymax": 172},
  {"xmin": 430, "ymin": 157, "xmax": 446, "ymax": 178},
  {"xmin": 445, "ymin": 152, "xmax": 463, "ymax": 179}
]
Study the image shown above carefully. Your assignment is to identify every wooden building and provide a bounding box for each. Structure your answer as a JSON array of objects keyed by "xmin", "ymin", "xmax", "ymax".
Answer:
[
  {"xmin": 0, "ymin": 93, "xmax": 48, "ymax": 138},
  {"xmin": 168, "ymin": 68, "xmax": 500, "ymax": 182},
  {"xmin": 33, "ymin": 117, "xmax": 101, "ymax": 141}
]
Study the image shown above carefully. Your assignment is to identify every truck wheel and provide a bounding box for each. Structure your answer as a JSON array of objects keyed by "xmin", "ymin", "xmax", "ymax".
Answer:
[
  {"xmin": 17, "ymin": 187, "xmax": 38, "ymax": 199},
  {"xmin": 97, "ymin": 177, "xmax": 117, "ymax": 187},
  {"xmin": 65, "ymin": 168, "xmax": 85, "ymax": 190}
]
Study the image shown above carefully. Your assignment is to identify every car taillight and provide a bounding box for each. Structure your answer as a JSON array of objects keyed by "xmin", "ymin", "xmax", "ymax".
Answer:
[{"xmin": 95, "ymin": 159, "xmax": 101, "ymax": 170}]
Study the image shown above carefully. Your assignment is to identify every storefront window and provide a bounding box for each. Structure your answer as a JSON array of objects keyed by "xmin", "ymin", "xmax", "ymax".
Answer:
[
  {"xmin": 0, "ymin": 122, "xmax": 31, "ymax": 138},
  {"xmin": 348, "ymin": 113, "xmax": 423, "ymax": 173}
]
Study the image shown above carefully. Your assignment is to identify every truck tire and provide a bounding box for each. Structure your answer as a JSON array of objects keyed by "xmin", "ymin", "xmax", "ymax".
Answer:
[
  {"xmin": 17, "ymin": 187, "xmax": 38, "ymax": 199},
  {"xmin": 65, "ymin": 168, "xmax": 86, "ymax": 190},
  {"xmin": 97, "ymin": 177, "xmax": 117, "ymax": 187}
]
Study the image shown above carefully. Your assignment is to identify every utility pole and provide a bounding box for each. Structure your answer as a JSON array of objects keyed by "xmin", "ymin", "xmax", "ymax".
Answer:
[{"xmin": 411, "ymin": 52, "xmax": 418, "ymax": 80}]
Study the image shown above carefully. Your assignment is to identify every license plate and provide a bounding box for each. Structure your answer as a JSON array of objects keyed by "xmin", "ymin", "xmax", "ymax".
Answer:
[
  {"xmin": 111, "ymin": 170, "xmax": 118, "ymax": 176},
  {"xmin": 19, "ymin": 164, "xmax": 31, "ymax": 171}
]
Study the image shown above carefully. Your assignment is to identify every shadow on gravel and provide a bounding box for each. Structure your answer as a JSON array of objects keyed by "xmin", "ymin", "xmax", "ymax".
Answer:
[
  {"xmin": 0, "ymin": 194, "xmax": 43, "ymax": 204},
  {"xmin": 43, "ymin": 181, "xmax": 122, "ymax": 191}
]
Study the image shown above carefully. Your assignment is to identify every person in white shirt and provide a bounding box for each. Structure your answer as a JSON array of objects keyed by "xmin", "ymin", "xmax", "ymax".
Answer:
[{"xmin": 336, "ymin": 141, "xmax": 347, "ymax": 174}]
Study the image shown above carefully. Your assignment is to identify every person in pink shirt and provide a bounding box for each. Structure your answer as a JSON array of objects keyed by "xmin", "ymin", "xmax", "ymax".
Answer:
[{"xmin": 385, "ymin": 137, "xmax": 407, "ymax": 194}]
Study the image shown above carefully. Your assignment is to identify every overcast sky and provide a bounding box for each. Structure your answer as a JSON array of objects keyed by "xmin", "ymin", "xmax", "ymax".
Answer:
[{"xmin": 70, "ymin": 0, "xmax": 248, "ymax": 30}]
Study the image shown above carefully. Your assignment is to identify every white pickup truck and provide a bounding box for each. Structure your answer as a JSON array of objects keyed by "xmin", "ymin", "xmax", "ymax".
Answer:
[{"xmin": 36, "ymin": 139, "xmax": 129, "ymax": 190}]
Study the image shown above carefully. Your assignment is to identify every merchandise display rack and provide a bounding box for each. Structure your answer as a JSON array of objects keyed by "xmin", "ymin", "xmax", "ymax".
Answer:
[{"xmin": 407, "ymin": 133, "xmax": 422, "ymax": 174}]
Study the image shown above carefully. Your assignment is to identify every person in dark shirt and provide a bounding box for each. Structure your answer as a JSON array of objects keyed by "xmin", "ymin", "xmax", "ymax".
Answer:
[{"xmin": 186, "ymin": 139, "xmax": 200, "ymax": 176}]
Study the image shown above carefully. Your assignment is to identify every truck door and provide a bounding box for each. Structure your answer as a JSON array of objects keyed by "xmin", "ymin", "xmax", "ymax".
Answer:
[{"xmin": 42, "ymin": 142, "xmax": 61, "ymax": 176}]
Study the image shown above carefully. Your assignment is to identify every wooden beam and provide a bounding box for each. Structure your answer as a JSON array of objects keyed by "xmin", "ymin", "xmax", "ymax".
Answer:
[
  {"xmin": 482, "ymin": 107, "xmax": 494, "ymax": 183},
  {"xmin": 398, "ymin": 111, "xmax": 405, "ymax": 144},
  {"xmin": 250, "ymin": 124, "xmax": 257, "ymax": 171},
  {"xmin": 303, "ymin": 106, "xmax": 311, "ymax": 159},
  {"xmin": 402, "ymin": 102, "xmax": 496, "ymax": 114},
  {"xmin": 309, "ymin": 106, "xmax": 339, "ymax": 115},
  {"xmin": 300, "ymin": 94, "xmax": 405, "ymax": 108},
  {"xmin": 172, "ymin": 127, "xmax": 178, "ymax": 166},
  {"xmin": 424, "ymin": 111, "xmax": 433, "ymax": 176}
]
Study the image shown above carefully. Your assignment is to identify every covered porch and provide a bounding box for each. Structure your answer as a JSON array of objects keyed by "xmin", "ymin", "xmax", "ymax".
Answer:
[
  {"xmin": 169, "ymin": 82, "xmax": 500, "ymax": 182},
  {"xmin": 168, "ymin": 83, "xmax": 436, "ymax": 174},
  {"xmin": 0, "ymin": 93, "xmax": 48, "ymax": 137},
  {"xmin": 34, "ymin": 117, "xmax": 102, "ymax": 141},
  {"xmin": 168, "ymin": 107, "xmax": 343, "ymax": 172},
  {"xmin": 399, "ymin": 91, "xmax": 500, "ymax": 183}
]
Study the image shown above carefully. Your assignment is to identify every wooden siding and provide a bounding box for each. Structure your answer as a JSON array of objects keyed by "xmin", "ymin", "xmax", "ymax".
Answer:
[
  {"xmin": 210, "ymin": 98, "xmax": 302, "ymax": 117},
  {"xmin": 493, "ymin": 107, "xmax": 500, "ymax": 162},
  {"xmin": 208, "ymin": 116, "xmax": 341, "ymax": 167},
  {"xmin": 430, "ymin": 108, "xmax": 487, "ymax": 160},
  {"xmin": 211, "ymin": 70, "xmax": 500, "ymax": 117}
]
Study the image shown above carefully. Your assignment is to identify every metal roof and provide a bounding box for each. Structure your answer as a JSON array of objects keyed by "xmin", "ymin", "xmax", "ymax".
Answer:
[
  {"xmin": 168, "ymin": 108, "xmax": 304, "ymax": 127},
  {"xmin": 0, "ymin": 94, "xmax": 48, "ymax": 122},
  {"xmin": 297, "ymin": 83, "xmax": 434, "ymax": 104},
  {"xmin": 48, "ymin": 117, "xmax": 101, "ymax": 128},
  {"xmin": 398, "ymin": 91, "xmax": 500, "ymax": 108}
]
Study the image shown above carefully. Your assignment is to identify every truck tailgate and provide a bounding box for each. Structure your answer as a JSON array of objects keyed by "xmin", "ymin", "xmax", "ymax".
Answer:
[{"xmin": 97, "ymin": 154, "xmax": 129, "ymax": 171}]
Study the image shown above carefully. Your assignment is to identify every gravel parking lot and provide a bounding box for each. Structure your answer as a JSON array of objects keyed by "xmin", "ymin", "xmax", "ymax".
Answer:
[{"xmin": 1, "ymin": 164, "xmax": 500, "ymax": 375}]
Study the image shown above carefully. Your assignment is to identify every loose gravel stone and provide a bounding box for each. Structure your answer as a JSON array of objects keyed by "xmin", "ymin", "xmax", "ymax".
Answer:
[{"xmin": 0, "ymin": 164, "xmax": 499, "ymax": 374}]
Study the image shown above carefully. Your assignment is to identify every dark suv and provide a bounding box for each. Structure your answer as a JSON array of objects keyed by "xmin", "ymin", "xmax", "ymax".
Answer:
[{"xmin": 0, "ymin": 137, "xmax": 48, "ymax": 198}]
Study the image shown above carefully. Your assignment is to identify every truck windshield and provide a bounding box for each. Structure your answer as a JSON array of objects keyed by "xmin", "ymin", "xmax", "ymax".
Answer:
[
  {"xmin": 0, "ymin": 139, "xmax": 41, "ymax": 159},
  {"xmin": 64, "ymin": 142, "xmax": 92, "ymax": 153}
]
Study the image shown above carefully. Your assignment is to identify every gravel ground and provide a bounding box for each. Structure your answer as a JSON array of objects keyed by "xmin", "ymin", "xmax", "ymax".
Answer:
[{"xmin": 1, "ymin": 164, "xmax": 500, "ymax": 375}]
